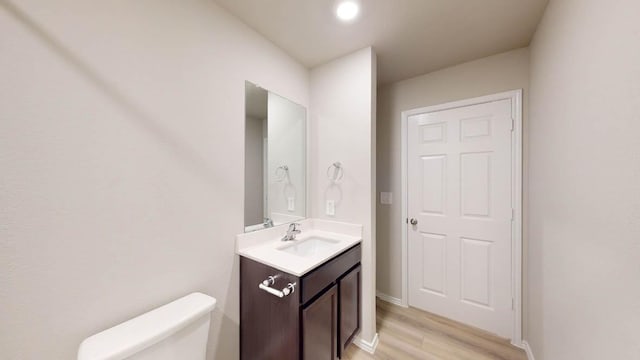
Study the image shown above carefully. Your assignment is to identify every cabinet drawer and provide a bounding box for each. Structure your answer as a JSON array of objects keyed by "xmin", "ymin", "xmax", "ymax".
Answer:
[{"xmin": 301, "ymin": 244, "xmax": 361, "ymax": 304}]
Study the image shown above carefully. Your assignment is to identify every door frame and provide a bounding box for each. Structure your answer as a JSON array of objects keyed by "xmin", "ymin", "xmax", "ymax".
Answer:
[{"xmin": 400, "ymin": 90, "xmax": 523, "ymax": 346}]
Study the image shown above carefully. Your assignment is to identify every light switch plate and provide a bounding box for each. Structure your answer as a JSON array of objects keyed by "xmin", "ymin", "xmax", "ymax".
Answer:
[
  {"xmin": 287, "ymin": 197, "xmax": 295, "ymax": 212},
  {"xmin": 326, "ymin": 200, "xmax": 335, "ymax": 216},
  {"xmin": 380, "ymin": 192, "xmax": 393, "ymax": 205}
]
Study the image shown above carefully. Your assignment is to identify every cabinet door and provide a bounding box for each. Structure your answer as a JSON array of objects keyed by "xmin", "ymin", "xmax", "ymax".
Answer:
[
  {"xmin": 240, "ymin": 257, "xmax": 300, "ymax": 360},
  {"xmin": 302, "ymin": 284, "xmax": 337, "ymax": 360},
  {"xmin": 338, "ymin": 265, "xmax": 361, "ymax": 357}
]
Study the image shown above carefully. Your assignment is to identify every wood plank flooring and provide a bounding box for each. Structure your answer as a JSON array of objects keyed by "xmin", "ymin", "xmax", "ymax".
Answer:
[{"xmin": 343, "ymin": 299, "xmax": 527, "ymax": 360}]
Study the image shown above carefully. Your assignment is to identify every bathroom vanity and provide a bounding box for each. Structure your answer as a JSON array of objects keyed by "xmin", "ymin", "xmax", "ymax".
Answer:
[
  {"xmin": 236, "ymin": 219, "xmax": 362, "ymax": 360},
  {"xmin": 240, "ymin": 84, "xmax": 362, "ymax": 359}
]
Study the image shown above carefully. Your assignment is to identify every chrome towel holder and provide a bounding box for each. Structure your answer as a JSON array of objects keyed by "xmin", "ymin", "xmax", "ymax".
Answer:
[
  {"xmin": 327, "ymin": 162, "xmax": 344, "ymax": 183},
  {"xmin": 275, "ymin": 165, "xmax": 289, "ymax": 182},
  {"xmin": 258, "ymin": 276, "xmax": 296, "ymax": 298}
]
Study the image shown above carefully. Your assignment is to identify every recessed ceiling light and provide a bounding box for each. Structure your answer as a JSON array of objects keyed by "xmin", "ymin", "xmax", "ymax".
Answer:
[{"xmin": 335, "ymin": 0, "xmax": 360, "ymax": 22}]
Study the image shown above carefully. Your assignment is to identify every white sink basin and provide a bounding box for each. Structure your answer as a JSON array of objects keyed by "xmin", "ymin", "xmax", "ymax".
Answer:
[
  {"xmin": 278, "ymin": 237, "xmax": 342, "ymax": 257},
  {"xmin": 236, "ymin": 219, "xmax": 363, "ymax": 276}
]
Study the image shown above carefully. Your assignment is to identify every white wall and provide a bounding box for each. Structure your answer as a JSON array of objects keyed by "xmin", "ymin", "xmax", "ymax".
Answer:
[
  {"xmin": 310, "ymin": 47, "xmax": 378, "ymax": 345},
  {"xmin": 244, "ymin": 116, "xmax": 265, "ymax": 225},
  {"xmin": 527, "ymin": 0, "xmax": 640, "ymax": 358},
  {"xmin": 376, "ymin": 48, "xmax": 530, "ymax": 302},
  {"xmin": 267, "ymin": 93, "xmax": 306, "ymax": 223},
  {"xmin": 0, "ymin": 0, "xmax": 308, "ymax": 359}
]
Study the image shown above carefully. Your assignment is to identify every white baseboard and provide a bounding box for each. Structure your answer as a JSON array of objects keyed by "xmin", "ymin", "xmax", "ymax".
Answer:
[
  {"xmin": 376, "ymin": 291, "xmax": 407, "ymax": 307},
  {"xmin": 522, "ymin": 341, "xmax": 535, "ymax": 360},
  {"xmin": 353, "ymin": 333, "xmax": 379, "ymax": 354}
]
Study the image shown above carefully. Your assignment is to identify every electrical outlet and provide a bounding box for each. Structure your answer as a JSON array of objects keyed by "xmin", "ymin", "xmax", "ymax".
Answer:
[
  {"xmin": 287, "ymin": 197, "xmax": 295, "ymax": 211},
  {"xmin": 380, "ymin": 192, "xmax": 393, "ymax": 205},
  {"xmin": 326, "ymin": 200, "xmax": 335, "ymax": 216}
]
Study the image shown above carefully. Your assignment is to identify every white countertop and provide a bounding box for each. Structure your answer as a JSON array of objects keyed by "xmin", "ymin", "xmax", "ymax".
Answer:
[{"xmin": 236, "ymin": 219, "xmax": 362, "ymax": 277}]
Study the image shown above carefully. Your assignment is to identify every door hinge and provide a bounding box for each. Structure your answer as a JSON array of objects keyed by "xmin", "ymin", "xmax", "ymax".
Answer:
[
  {"xmin": 511, "ymin": 208, "xmax": 515, "ymax": 222},
  {"xmin": 510, "ymin": 117, "xmax": 515, "ymax": 131}
]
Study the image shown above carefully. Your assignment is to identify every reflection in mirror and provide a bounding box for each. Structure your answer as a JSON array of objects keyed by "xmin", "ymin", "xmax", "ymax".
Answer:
[{"xmin": 244, "ymin": 81, "xmax": 306, "ymax": 232}]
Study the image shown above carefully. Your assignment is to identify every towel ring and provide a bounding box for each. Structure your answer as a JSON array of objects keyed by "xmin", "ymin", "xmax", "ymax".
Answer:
[
  {"xmin": 275, "ymin": 165, "xmax": 289, "ymax": 182},
  {"xmin": 327, "ymin": 162, "xmax": 344, "ymax": 183}
]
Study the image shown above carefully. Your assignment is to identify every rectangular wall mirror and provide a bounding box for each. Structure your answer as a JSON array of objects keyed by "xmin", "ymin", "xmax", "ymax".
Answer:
[{"xmin": 244, "ymin": 81, "xmax": 307, "ymax": 232}]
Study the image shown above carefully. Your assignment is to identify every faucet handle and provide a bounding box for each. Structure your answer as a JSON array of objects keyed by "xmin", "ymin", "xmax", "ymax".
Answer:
[
  {"xmin": 281, "ymin": 223, "xmax": 301, "ymax": 241},
  {"xmin": 289, "ymin": 222, "xmax": 301, "ymax": 231}
]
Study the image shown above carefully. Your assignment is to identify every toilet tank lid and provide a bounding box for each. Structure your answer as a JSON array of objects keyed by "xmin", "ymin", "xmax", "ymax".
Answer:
[{"xmin": 78, "ymin": 292, "xmax": 216, "ymax": 360}]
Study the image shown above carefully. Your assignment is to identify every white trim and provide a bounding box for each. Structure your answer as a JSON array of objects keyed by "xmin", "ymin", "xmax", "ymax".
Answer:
[
  {"xmin": 353, "ymin": 333, "xmax": 379, "ymax": 354},
  {"xmin": 400, "ymin": 108, "xmax": 409, "ymax": 307},
  {"xmin": 510, "ymin": 90, "xmax": 524, "ymax": 346},
  {"xmin": 400, "ymin": 90, "xmax": 524, "ymax": 344},
  {"xmin": 376, "ymin": 291, "xmax": 407, "ymax": 307},
  {"xmin": 522, "ymin": 341, "xmax": 536, "ymax": 360}
]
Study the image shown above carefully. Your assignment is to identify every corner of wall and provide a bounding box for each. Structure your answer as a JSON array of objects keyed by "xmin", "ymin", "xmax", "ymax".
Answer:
[{"xmin": 309, "ymin": 47, "xmax": 378, "ymax": 344}]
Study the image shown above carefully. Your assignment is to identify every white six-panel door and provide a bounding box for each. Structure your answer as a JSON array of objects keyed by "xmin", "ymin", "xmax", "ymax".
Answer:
[{"xmin": 407, "ymin": 99, "xmax": 514, "ymax": 338}]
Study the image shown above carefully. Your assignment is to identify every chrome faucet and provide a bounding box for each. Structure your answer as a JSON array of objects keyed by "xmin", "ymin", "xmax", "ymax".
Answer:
[
  {"xmin": 263, "ymin": 217, "xmax": 274, "ymax": 228},
  {"xmin": 281, "ymin": 223, "xmax": 301, "ymax": 241}
]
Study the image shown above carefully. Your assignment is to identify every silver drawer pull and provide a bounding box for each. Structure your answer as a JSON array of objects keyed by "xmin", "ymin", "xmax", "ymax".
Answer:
[{"xmin": 258, "ymin": 279, "xmax": 296, "ymax": 298}]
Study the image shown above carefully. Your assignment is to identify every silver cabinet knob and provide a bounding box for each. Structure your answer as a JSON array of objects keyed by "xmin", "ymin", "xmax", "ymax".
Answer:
[{"xmin": 410, "ymin": 218, "xmax": 418, "ymax": 225}]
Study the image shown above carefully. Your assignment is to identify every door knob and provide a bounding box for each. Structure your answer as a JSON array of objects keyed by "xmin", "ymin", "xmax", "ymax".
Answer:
[{"xmin": 410, "ymin": 218, "xmax": 418, "ymax": 225}]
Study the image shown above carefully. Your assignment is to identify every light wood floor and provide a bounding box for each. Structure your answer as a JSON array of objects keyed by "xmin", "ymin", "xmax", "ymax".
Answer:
[{"xmin": 343, "ymin": 299, "xmax": 527, "ymax": 360}]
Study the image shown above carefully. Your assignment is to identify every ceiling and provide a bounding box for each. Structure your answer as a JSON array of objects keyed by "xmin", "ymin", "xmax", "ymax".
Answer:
[{"xmin": 214, "ymin": 0, "xmax": 548, "ymax": 85}]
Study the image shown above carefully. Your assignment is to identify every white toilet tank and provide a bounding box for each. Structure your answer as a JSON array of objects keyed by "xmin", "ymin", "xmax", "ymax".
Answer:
[{"xmin": 78, "ymin": 293, "xmax": 216, "ymax": 360}]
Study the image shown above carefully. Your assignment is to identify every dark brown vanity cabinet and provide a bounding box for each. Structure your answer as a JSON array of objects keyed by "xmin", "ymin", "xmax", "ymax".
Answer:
[
  {"xmin": 302, "ymin": 284, "xmax": 338, "ymax": 360},
  {"xmin": 240, "ymin": 244, "xmax": 361, "ymax": 360},
  {"xmin": 338, "ymin": 264, "xmax": 361, "ymax": 356}
]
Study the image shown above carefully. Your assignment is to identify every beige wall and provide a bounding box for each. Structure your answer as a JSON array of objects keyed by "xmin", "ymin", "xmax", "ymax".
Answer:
[
  {"xmin": 527, "ymin": 0, "xmax": 640, "ymax": 358},
  {"xmin": 310, "ymin": 47, "xmax": 377, "ymax": 345},
  {"xmin": 0, "ymin": 0, "xmax": 308, "ymax": 358},
  {"xmin": 266, "ymin": 93, "xmax": 307, "ymax": 221},
  {"xmin": 244, "ymin": 116, "xmax": 265, "ymax": 226},
  {"xmin": 376, "ymin": 48, "xmax": 530, "ymax": 303}
]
